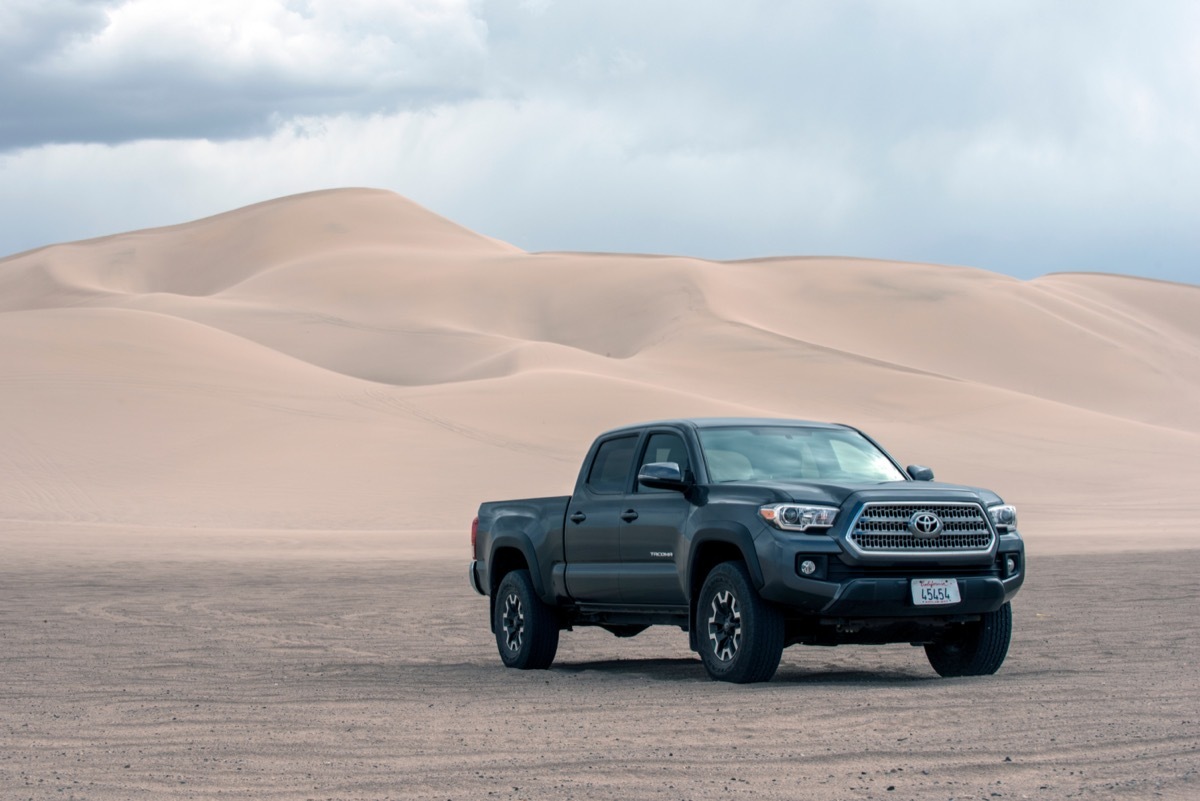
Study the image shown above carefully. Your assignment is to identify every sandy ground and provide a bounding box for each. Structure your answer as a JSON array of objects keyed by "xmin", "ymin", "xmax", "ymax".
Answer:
[{"xmin": 2, "ymin": 526, "xmax": 1197, "ymax": 801}]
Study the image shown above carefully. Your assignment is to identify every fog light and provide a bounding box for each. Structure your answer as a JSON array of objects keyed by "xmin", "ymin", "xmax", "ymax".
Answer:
[
  {"xmin": 1005, "ymin": 556, "xmax": 1018, "ymax": 576},
  {"xmin": 799, "ymin": 559, "xmax": 818, "ymax": 576}
]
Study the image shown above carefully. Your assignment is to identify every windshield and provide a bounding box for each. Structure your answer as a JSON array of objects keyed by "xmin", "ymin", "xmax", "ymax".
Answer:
[{"xmin": 698, "ymin": 426, "xmax": 906, "ymax": 484}]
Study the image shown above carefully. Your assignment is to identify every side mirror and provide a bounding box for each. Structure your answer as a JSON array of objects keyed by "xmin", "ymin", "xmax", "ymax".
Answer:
[
  {"xmin": 638, "ymin": 462, "xmax": 690, "ymax": 492},
  {"xmin": 907, "ymin": 465, "xmax": 935, "ymax": 482}
]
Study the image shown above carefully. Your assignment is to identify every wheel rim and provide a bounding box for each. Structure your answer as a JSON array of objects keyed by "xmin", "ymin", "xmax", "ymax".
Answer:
[
  {"xmin": 501, "ymin": 592, "xmax": 524, "ymax": 653},
  {"xmin": 707, "ymin": 588, "xmax": 741, "ymax": 662}
]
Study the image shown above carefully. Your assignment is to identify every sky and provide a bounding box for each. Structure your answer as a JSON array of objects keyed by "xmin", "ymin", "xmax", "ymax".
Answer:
[{"xmin": 1, "ymin": 0, "xmax": 1198, "ymax": 284}]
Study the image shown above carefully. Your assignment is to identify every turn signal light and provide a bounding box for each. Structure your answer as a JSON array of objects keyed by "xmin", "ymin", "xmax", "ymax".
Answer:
[{"xmin": 471, "ymin": 516, "xmax": 479, "ymax": 554}]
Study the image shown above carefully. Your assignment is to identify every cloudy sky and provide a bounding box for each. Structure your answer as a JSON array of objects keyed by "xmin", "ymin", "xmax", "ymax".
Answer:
[{"xmin": 2, "ymin": 0, "xmax": 1198, "ymax": 283}]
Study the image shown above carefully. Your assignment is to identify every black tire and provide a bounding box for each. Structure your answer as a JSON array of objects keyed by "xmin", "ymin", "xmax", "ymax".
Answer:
[
  {"xmin": 925, "ymin": 602, "xmax": 1012, "ymax": 677},
  {"xmin": 494, "ymin": 569, "xmax": 559, "ymax": 670},
  {"xmin": 696, "ymin": 561, "xmax": 784, "ymax": 683}
]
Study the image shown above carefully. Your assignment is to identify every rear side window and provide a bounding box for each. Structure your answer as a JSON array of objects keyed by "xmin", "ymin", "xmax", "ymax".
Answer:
[{"xmin": 586, "ymin": 436, "xmax": 638, "ymax": 494}]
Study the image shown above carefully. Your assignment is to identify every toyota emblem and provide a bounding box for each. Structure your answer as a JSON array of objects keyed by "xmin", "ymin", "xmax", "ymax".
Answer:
[{"xmin": 908, "ymin": 511, "xmax": 943, "ymax": 538}]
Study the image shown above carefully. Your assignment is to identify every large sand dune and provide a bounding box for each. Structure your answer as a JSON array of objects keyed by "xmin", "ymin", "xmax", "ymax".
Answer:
[{"xmin": 2, "ymin": 187, "xmax": 1197, "ymax": 549}]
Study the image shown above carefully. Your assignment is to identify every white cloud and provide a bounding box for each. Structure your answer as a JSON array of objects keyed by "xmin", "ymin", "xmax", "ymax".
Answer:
[
  {"xmin": 1, "ymin": 0, "xmax": 487, "ymax": 148},
  {"xmin": 44, "ymin": 0, "xmax": 485, "ymax": 87}
]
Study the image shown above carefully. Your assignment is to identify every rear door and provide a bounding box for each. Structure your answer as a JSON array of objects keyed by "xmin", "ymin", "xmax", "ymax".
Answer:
[
  {"xmin": 619, "ymin": 430, "xmax": 692, "ymax": 606},
  {"xmin": 562, "ymin": 434, "xmax": 636, "ymax": 604}
]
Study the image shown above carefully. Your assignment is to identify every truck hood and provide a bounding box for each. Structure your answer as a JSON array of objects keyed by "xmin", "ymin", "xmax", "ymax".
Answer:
[{"xmin": 755, "ymin": 479, "xmax": 1003, "ymax": 509}]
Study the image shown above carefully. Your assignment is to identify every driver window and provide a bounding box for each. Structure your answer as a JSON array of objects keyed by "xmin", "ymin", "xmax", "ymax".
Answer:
[{"xmin": 636, "ymin": 432, "xmax": 689, "ymax": 493}]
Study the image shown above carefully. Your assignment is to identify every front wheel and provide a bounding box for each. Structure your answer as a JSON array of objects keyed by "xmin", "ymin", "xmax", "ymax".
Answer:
[
  {"xmin": 925, "ymin": 602, "xmax": 1012, "ymax": 677},
  {"xmin": 494, "ymin": 569, "xmax": 559, "ymax": 670},
  {"xmin": 696, "ymin": 561, "xmax": 784, "ymax": 683}
]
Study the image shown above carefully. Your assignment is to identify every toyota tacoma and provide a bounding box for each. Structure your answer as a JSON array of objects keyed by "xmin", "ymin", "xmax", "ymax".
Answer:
[{"xmin": 468, "ymin": 418, "xmax": 1024, "ymax": 683}]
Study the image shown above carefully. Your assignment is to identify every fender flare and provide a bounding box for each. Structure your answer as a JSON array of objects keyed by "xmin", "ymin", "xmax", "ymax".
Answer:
[
  {"xmin": 488, "ymin": 533, "xmax": 549, "ymax": 600},
  {"xmin": 686, "ymin": 524, "xmax": 765, "ymax": 595}
]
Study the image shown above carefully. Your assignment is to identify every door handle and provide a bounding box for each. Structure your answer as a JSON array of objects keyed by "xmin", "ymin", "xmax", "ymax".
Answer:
[
  {"xmin": 620, "ymin": 509, "xmax": 639, "ymax": 523},
  {"xmin": 570, "ymin": 511, "xmax": 587, "ymax": 524}
]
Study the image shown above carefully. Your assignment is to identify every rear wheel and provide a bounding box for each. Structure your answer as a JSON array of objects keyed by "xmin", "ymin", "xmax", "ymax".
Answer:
[
  {"xmin": 494, "ymin": 569, "xmax": 559, "ymax": 670},
  {"xmin": 925, "ymin": 602, "xmax": 1012, "ymax": 677},
  {"xmin": 696, "ymin": 561, "xmax": 784, "ymax": 683}
]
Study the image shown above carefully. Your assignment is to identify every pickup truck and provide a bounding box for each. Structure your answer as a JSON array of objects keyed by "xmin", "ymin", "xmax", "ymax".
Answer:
[{"xmin": 469, "ymin": 418, "xmax": 1024, "ymax": 683}]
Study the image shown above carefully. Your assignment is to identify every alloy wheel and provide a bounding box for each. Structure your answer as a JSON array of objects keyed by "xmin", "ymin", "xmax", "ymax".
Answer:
[
  {"xmin": 501, "ymin": 592, "xmax": 524, "ymax": 652},
  {"xmin": 707, "ymin": 589, "xmax": 741, "ymax": 661}
]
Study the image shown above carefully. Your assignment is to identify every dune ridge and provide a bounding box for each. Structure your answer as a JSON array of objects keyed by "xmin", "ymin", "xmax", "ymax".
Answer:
[{"xmin": 1, "ymin": 188, "xmax": 1197, "ymax": 551}]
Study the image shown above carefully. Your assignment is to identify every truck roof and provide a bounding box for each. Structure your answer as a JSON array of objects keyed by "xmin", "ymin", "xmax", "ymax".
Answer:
[{"xmin": 596, "ymin": 417, "xmax": 851, "ymax": 438}]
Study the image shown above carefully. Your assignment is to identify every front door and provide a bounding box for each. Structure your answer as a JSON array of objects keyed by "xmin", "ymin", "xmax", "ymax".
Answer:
[{"xmin": 619, "ymin": 431, "xmax": 692, "ymax": 606}]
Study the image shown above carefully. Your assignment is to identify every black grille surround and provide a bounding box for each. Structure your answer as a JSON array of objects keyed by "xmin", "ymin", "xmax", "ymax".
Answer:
[{"xmin": 846, "ymin": 502, "xmax": 996, "ymax": 557}]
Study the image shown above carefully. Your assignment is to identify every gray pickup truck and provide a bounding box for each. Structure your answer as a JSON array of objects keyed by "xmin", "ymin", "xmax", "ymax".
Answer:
[{"xmin": 469, "ymin": 418, "xmax": 1024, "ymax": 683}]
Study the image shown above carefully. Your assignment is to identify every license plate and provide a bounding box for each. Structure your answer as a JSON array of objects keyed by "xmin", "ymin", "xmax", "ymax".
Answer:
[{"xmin": 912, "ymin": 578, "xmax": 961, "ymax": 606}]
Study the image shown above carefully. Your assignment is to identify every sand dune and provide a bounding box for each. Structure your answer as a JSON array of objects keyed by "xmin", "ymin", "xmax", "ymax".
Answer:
[{"xmin": 1, "ymin": 188, "xmax": 1198, "ymax": 551}]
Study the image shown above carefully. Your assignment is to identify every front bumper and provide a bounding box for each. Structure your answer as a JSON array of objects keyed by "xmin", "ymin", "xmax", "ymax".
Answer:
[{"xmin": 755, "ymin": 531, "xmax": 1025, "ymax": 617}]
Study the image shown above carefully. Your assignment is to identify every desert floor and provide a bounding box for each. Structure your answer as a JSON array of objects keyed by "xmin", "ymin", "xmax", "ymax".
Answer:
[{"xmin": 2, "ymin": 526, "xmax": 1197, "ymax": 801}]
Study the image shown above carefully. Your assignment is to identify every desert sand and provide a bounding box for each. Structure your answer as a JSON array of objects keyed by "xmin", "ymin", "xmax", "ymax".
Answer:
[{"xmin": 1, "ymin": 188, "xmax": 1198, "ymax": 799}]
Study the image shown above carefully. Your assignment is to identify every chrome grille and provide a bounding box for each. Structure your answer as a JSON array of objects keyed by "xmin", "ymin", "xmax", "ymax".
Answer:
[{"xmin": 848, "ymin": 502, "xmax": 994, "ymax": 554}]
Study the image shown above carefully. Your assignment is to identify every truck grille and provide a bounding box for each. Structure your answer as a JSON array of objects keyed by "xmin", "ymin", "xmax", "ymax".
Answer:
[{"xmin": 848, "ymin": 503, "xmax": 995, "ymax": 554}]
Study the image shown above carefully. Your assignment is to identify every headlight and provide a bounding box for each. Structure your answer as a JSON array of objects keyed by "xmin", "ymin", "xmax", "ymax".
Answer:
[
  {"xmin": 987, "ymin": 504, "xmax": 1018, "ymax": 532},
  {"xmin": 759, "ymin": 504, "xmax": 838, "ymax": 532}
]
